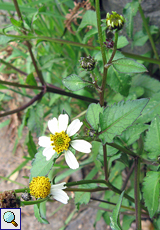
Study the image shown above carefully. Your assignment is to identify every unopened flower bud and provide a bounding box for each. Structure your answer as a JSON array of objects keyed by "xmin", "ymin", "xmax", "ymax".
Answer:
[
  {"xmin": 106, "ymin": 11, "xmax": 125, "ymax": 31},
  {"xmin": 79, "ymin": 55, "xmax": 96, "ymax": 71},
  {"xmin": 104, "ymin": 39, "xmax": 114, "ymax": 49}
]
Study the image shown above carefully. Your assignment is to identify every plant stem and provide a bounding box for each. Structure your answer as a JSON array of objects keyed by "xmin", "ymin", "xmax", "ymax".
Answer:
[
  {"xmin": 12, "ymin": 0, "xmax": 45, "ymax": 85},
  {"xmin": 138, "ymin": 4, "xmax": 159, "ymax": 61},
  {"xmin": 65, "ymin": 187, "xmax": 108, "ymax": 192},
  {"xmin": 21, "ymin": 197, "xmax": 48, "ymax": 206},
  {"xmin": 103, "ymin": 144, "xmax": 108, "ymax": 181},
  {"xmin": 134, "ymin": 157, "xmax": 141, "ymax": 230},
  {"xmin": 0, "ymin": 90, "xmax": 45, "ymax": 117},
  {"xmin": 2, "ymin": 32, "xmax": 160, "ymax": 65},
  {"xmin": 0, "ymin": 59, "xmax": 27, "ymax": 76},
  {"xmin": 121, "ymin": 161, "xmax": 135, "ymax": 191}
]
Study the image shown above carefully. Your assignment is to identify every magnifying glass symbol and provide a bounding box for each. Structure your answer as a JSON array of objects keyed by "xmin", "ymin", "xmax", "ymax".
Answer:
[{"xmin": 3, "ymin": 211, "xmax": 18, "ymax": 227}]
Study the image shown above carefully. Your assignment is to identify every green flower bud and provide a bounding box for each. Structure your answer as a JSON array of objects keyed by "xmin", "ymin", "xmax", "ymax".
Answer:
[
  {"xmin": 79, "ymin": 55, "xmax": 96, "ymax": 71},
  {"xmin": 106, "ymin": 11, "xmax": 125, "ymax": 31}
]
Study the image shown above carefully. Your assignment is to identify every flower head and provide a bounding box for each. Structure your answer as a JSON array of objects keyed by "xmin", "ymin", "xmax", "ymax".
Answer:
[
  {"xmin": 29, "ymin": 176, "xmax": 69, "ymax": 204},
  {"xmin": 79, "ymin": 55, "xmax": 96, "ymax": 71},
  {"xmin": 106, "ymin": 11, "xmax": 125, "ymax": 31},
  {"xmin": 0, "ymin": 191, "xmax": 20, "ymax": 208},
  {"xmin": 39, "ymin": 114, "xmax": 92, "ymax": 169}
]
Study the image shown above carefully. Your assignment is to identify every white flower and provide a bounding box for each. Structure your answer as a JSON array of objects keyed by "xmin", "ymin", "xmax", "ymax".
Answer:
[
  {"xmin": 50, "ymin": 182, "xmax": 69, "ymax": 204},
  {"xmin": 29, "ymin": 176, "xmax": 69, "ymax": 204},
  {"xmin": 38, "ymin": 114, "xmax": 92, "ymax": 169}
]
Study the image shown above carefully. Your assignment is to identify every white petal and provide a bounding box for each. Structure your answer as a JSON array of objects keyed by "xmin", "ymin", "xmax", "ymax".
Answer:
[
  {"xmin": 57, "ymin": 114, "xmax": 69, "ymax": 132},
  {"xmin": 65, "ymin": 150, "xmax": 79, "ymax": 169},
  {"xmin": 48, "ymin": 117, "xmax": 58, "ymax": 134},
  {"xmin": 51, "ymin": 182, "xmax": 66, "ymax": 190},
  {"xmin": 70, "ymin": 140, "xmax": 92, "ymax": 153},
  {"xmin": 51, "ymin": 189, "xmax": 69, "ymax": 204},
  {"xmin": 38, "ymin": 136, "xmax": 51, "ymax": 147},
  {"xmin": 43, "ymin": 146, "xmax": 55, "ymax": 161},
  {"xmin": 67, "ymin": 119, "xmax": 83, "ymax": 137}
]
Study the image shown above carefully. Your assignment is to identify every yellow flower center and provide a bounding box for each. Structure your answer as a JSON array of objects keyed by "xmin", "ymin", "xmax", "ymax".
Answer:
[
  {"xmin": 50, "ymin": 131, "xmax": 71, "ymax": 154},
  {"xmin": 29, "ymin": 176, "xmax": 51, "ymax": 199}
]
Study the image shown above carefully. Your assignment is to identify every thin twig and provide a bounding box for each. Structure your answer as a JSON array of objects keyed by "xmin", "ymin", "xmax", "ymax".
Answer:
[
  {"xmin": 12, "ymin": 0, "xmax": 45, "ymax": 85},
  {"xmin": 121, "ymin": 162, "xmax": 135, "ymax": 191},
  {"xmin": 0, "ymin": 59, "xmax": 27, "ymax": 76},
  {"xmin": 0, "ymin": 89, "xmax": 45, "ymax": 117},
  {"xmin": 134, "ymin": 157, "xmax": 141, "ymax": 230}
]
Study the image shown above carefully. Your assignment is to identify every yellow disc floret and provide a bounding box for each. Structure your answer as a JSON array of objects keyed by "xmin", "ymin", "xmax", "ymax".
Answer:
[
  {"xmin": 29, "ymin": 176, "xmax": 51, "ymax": 199},
  {"xmin": 106, "ymin": 11, "xmax": 125, "ymax": 31},
  {"xmin": 50, "ymin": 131, "xmax": 71, "ymax": 154}
]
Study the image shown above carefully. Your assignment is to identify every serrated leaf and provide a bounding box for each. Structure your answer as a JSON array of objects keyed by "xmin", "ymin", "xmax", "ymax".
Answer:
[
  {"xmin": 86, "ymin": 103, "xmax": 103, "ymax": 130},
  {"xmin": 117, "ymin": 36, "xmax": 129, "ymax": 49},
  {"xmin": 99, "ymin": 99, "xmax": 149, "ymax": 144},
  {"xmin": 136, "ymin": 92, "xmax": 160, "ymax": 123},
  {"xmin": 75, "ymin": 184, "xmax": 91, "ymax": 208},
  {"xmin": 110, "ymin": 191, "xmax": 124, "ymax": 230},
  {"xmin": 123, "ymin": 1, "xmax": 139, "ymax": 38},
  {"xmin": 30, "ymin": 148, "xmax": 58, "ymax": 182},
  {"xmin": 26, "ymin": 131, "xmax": 37, "ymax": 159},
  {"xmin": 63, "ymin": 74, "xmax": 91, "ymax": 91},
  {"xmin": 120, "ymin": 123, "xmax": 149, "ymax": 146},
  {"xmin": 107, "ymin": 66, "xmax": 131, "ymax": 96},
  {"xmin": 142, "ymin": 171, "xmax": 160, "ymax": 218},
  {"xmin": 34, "ymin": 204, "xmax": 49, "ymax": 224},
  {"xmin": 144, "ymin": 115, "xmax": 160, "ymax": 159},
  {"xmin": 112, "ymin": 58, "xmax": 147, "ymax": 73},
  {"xmin": 78, "ymin": 10, "xmax": 97, "ymax": 32}
]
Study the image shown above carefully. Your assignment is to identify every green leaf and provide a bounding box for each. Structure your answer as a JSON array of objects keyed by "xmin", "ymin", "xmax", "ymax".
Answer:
[
  {"xmin": 131, "ymin": 74, "xmax": 160, "ymax": 97},
  {"xmin": 86, "ymin": 103, "xmax": 103, "ymax": 130},
  {"xmin": 107, "ymin": 66, "xmax": 131, "ymax": 96},
  {"xmin": 30, "ymin": 148, "xmax": 58, "ymax": 182},
  {"xmin": 117, "ymin": 36, "xmax": 129, "ymax": 49},
  {"xmin": 99, "ymin": 99, "xmax": 149, "ymax": 144},
  {"xmin": 0, "ymin": 35, "xmax": 15, "ymax": 45},
  {"xmin": 10, "ymin": 18, "xmax": 23, "ymax": 28},
  {"xmin": 110, "ymin": 191, "xmax": 124, "ymax": 230},
  {"xmin": 27, "ymin": 131, "xmax": 37, "ymax": 159},
  {"xmin": 111, "ymin": 58, "xmax": 147, "ymax": 73},
  {"xmin": 123, "ymin": 0, "xmax": 139, "ymax": 38},
  {"xmin": 75, "ymin": 184, "xmax": 91, "ymax": 209},
  {"xmin": 63, "ymin": 74, "xmax": 91, "ymax": 91},
  {"xmin": 136, "ymin": 92, "xmax": 160, "ymax": 123},
  {"xmin": 34, "ymin": 203, "xmax": 49, "ymax": 224},
  {"xmin": 144, "ymin": 115, "xmax": 160, "ymax": 159},
  {"xmin": 120, "ymin": 123, "xmax": 149, "ymax": 146},
  {"xmin": 142, "ymin": 171, "xmax": 160, "ymax": 218},
  {"xmin": 26, "ymin": 73, "xmax": 37, "ymax": 86},
  {"xmin": 78, "ymin": 10, "xmax": 97, "ymax": 32},
  {"xmin": 27, "ymin": 104, "xmax": 44, "ymax": 136}
]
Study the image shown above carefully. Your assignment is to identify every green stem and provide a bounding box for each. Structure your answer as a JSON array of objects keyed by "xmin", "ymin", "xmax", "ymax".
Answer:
[
  {"xmin": 21, "ymin": 197, "xmax": 48, "ymax": 206},
  {"xmin": 65, "ymin": 187, "xmax": 108, "ymax": 192},
  {"xmin": 15, "ymin": 188, "xmax": 29, "ymax": 193},
  {"xmin": 1, "ymin": 32, "xmax": 160, "ymax": 65},
  {"xmin": 95, "ymin": 0, "xmax": 107, "ymax": 65},
  {"xmin": 138, "ymin": 4, "xmax": 159, "ymax": 61},
  {"xmin": 107, "ymin": 31, "xmax": 118, "ymax": 65},
  {"xmin": 103, "ymin": 144, "xmax": 108, "ymax": 181},
  {"xmin": 134, "ymin": 157, "xmax": 141, "ymax": 230}
]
